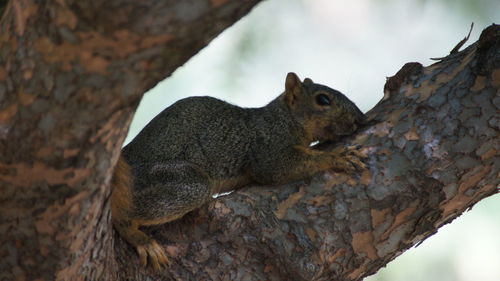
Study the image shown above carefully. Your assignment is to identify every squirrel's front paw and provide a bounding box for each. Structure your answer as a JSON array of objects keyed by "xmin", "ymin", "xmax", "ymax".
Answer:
[
  {"xmin": 330, "ymin": 145, "xmax": 367, "ymax": 172},
  {"xmin": 136, "ymin": 240, "xmax": 170, "ymax": 270}
]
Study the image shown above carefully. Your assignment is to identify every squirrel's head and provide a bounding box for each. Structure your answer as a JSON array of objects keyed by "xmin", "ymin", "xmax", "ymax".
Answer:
[{"xmin": 283, "ymin": 72, "xmax": 366, "ymax": 143}]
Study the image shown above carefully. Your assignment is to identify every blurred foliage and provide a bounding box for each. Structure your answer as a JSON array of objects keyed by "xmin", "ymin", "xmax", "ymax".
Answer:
[
  {"xmin": 219, "ymin": 0, "xmax": 303, "ymax": 91},
  {"xmin": 221, "ymin": 24, "xmax": 266, "ymax": 90},
  {"xmin": 378, "ymin": 0, "xmax": 500, "ymax": 19}
]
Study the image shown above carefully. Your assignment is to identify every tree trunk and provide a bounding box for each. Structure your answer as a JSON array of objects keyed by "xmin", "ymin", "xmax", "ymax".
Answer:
[
  {"xmin": 0, "ymin": 1, "xmax": 262, "ymax": 280},
  {"xmin": 0, "ymin": 1, "xmax": 498, "ymax": 280}
]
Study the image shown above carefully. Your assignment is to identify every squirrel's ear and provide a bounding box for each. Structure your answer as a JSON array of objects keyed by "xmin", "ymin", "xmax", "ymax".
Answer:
[{"xmin": 285, "ymin": 72, "xmax": 302, "ymax": 107}]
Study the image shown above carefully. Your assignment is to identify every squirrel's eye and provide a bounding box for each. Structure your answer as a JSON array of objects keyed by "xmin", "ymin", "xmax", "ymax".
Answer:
[{"xmin": 315, "ymin": 94, "xmax": 331, "ymax": 106}]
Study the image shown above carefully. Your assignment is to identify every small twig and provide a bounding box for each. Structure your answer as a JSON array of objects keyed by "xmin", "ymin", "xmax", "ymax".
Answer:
[
  {"xmin": 431, "ymin": 22, "xmax": 474, "ymax": 60},
  {"xmin": 450, "ymin": 22, "xmax": 474, "ymax": 54}
]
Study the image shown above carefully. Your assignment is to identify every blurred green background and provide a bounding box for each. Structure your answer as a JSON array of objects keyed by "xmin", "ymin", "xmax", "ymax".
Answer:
[{"xmin": 126, "ymin": 0, "xmax": 499, "ymax": 280}]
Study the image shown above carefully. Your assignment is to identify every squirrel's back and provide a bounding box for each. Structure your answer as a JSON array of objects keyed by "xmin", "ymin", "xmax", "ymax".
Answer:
[{"xmin": 123, "ymin": 96, "xmax": 254, "ymax": 178}]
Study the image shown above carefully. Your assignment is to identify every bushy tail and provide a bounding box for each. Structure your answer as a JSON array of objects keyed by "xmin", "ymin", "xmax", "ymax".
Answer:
[{"xmin": 111, "ymin": 155, "xmax": 134, "ymax": 221}]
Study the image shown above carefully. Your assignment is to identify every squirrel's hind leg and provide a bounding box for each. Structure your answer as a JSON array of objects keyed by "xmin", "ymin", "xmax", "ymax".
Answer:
[
  {"xmin": 117, "ymin": 161, "xmax": 213, "ymax": 269},
  {"xmin": 111, "ymin": 155, "xmax": 168, "ymax": 269},
  {"xmin": 134, "ymin": 161, "xmax": 213, "ymax": 224}
]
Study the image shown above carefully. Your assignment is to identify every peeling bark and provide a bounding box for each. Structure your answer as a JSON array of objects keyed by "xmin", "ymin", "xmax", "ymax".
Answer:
[{"xmin": 0, "ymin": 0, "xmax": 498, "ymax": 280}]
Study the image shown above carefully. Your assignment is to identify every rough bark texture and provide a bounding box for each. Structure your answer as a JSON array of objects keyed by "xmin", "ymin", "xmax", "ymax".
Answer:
[
  {"xmin": 0, "ymin": 0, "xmax": 262, "ymax": 280},
  {"xmin": 0, "ymin": 0, "xmax": 498, "ymax": 280}
]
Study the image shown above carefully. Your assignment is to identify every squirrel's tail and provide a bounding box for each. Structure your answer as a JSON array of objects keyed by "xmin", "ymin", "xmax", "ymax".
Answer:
[{"xmin": 110, "ymin": 154, "xmax": 134, "ymax": 220}]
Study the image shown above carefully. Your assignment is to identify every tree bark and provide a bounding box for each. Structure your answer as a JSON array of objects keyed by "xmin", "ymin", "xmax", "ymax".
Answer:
[
  {"xmin": 0, "ymin": 1, "xmax": 262, "ymax": 280},
  {"xmin": 0, "ymin": 1, "xmax": 498, "ymax": 280}
]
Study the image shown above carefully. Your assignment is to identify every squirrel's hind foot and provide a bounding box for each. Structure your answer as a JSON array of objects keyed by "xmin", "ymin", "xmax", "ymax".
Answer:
[{"xmin": 137, "ymin": 240, "xmax": 170, "ymax": 270}]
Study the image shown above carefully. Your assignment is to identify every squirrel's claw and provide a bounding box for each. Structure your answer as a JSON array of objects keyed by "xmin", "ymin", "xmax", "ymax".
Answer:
[
  {"xmin": 331, "ymin": 145, "xmax": 368, "ymax": 172},
  {"xmin": 345, "ymin": 145, "xmax": 368, "ymax": 170},
  {"xmin": 345, "ymin": 145, "xmax": 368, "ymax": 159},
  {"xmin": 136, "ymin": 240, "xmax": 170, "ymax": 270},
  {"xmin": 345, "ymin": 154, "xmax": 367, "ymax": 170}
]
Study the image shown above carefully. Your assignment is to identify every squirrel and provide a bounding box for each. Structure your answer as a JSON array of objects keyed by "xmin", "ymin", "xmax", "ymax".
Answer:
[{"xmin": 111, "ymin": 72, "xmax": 367, "ymax": 270}]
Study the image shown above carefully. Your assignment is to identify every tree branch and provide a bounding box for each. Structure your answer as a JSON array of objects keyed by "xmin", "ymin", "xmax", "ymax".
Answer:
[{"xmin": 114, "ymin": 24, "xmax": 500, "ymax": 280}]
